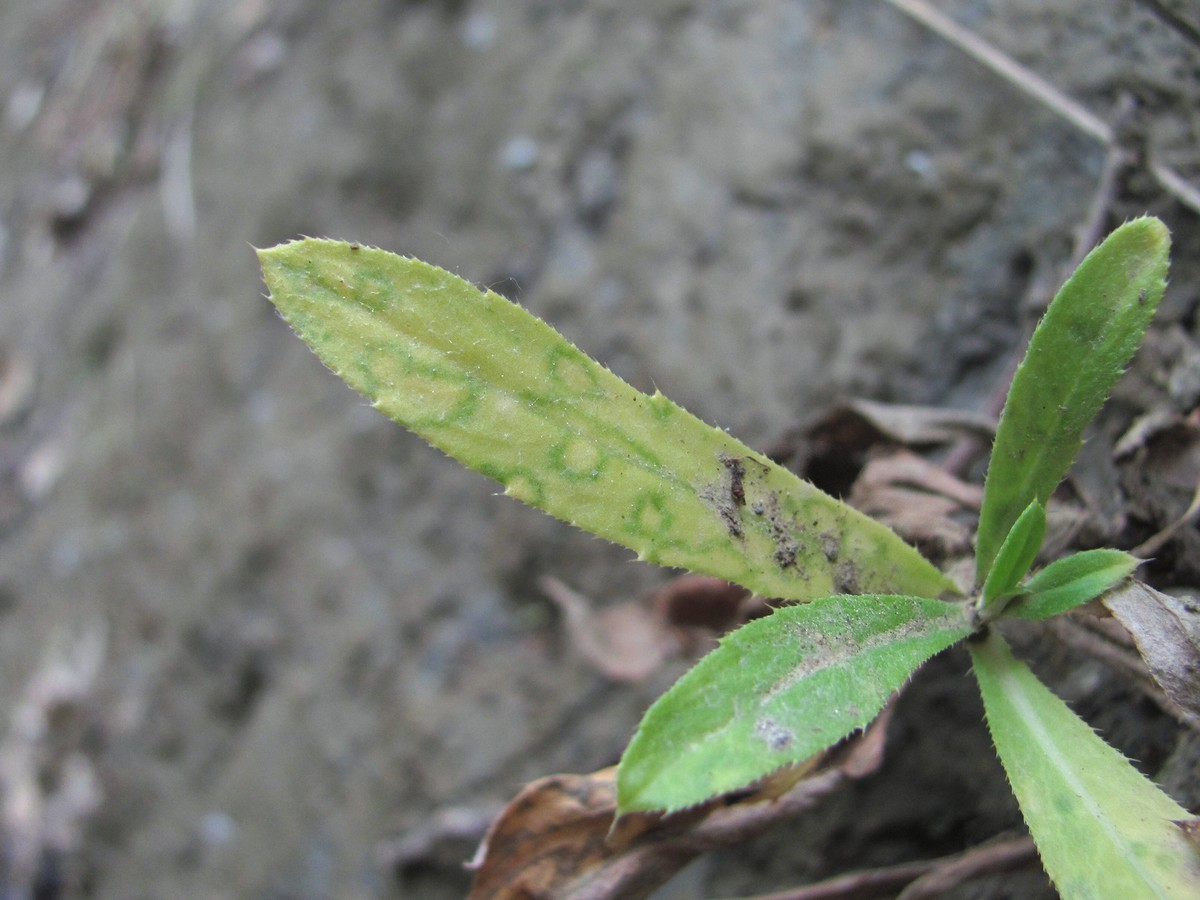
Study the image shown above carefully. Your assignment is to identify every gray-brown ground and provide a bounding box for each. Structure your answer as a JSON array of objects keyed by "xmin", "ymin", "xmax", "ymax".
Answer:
[{"xmin": 0, "ymin": 1, "xmax": 1198, "ymax": 897}]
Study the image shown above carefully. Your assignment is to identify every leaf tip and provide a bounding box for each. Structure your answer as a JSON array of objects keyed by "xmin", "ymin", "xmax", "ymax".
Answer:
[{"xmin": 1123, "ymin": 213, "xmax": 1170, "ymax": 247}]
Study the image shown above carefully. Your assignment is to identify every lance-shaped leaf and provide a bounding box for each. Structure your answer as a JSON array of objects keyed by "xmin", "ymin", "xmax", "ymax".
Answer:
[
  {"xmin": 979, "ymin": 500, "xmax": 1045, "ymax": 616},
  {"xmin": 1005, "ymin": 549, "xmax": 1139, "ymax": 621},
  {"xmin": 616, "ymin": 594, "xmax": 971, "ymax": 813},
  {"xmin": 259, "ymin": 240, "xmax": 955, "ymax": 602},
  {"xmin": 976, "ymin": 218, "xmax": 1170, "ymax": 584},
  {"xmin": 970, "ymin": 632, "xmax": 1199, "ymax": 898}
]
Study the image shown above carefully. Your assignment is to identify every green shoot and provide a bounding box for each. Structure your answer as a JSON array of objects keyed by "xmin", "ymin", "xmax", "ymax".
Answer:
[
  {"xmin": 1007, "ymin": 549, "xmax": 1140, "ymax": 621},
  {"xmin": 978, "ymin": 499, "xmax": 1045, "ymax": 617},
  {"xmin": 258, "ymin": 216, "xmax": 1193, "ymax": 894},
  {"xmin": 975, "ymin": 218, "xmax": 1169, "ymax": 584}
]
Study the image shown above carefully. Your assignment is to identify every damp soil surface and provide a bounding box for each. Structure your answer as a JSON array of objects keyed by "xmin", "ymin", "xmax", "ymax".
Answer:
[{"xmin": 0, "ymin": 1, "xmax": 1198, "ymax": 897}]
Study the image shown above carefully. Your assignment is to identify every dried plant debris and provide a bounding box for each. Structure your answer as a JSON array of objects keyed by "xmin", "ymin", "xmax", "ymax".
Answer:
[
  {"xmin": 773, "ymin": 399, "xmax": 994, "ymax": 498},
  {"xmin": 848, "ymin": 449, "xmax": 982, "ymax": 561},
  {"xmin": 376, "ymin": 805, "xmax": 500, "ymax": 876},
  {"xmin": 821, "ymin": 398, "xmax": 995, "ymax": 448},
  {"xmin": 1104, "ymin": 581, "xmax": 1200, "ymax": 727},
  {"xmin": 541, "ymin": 574, "xmax": 757, "ymax": 683},
  {"xmin": 1174, "ymin": 817, "xmax": 1200, "ymax": 850},
  {"xmin": 466, "ymin": 719, "xmax": 889, "ymax": 900},
  {"xmin": 540, "ymin": 576, "xmax": 679, "ymax": 684},
  {"xmin": 0, "ymin": 628, "xmax": 106, "ymax": 898}
]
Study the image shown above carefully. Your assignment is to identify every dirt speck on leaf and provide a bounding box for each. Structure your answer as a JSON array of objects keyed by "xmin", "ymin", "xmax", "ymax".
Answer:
[{"xmin": 835, "ymin": 560, "xmax": 861, "ymax": 595}]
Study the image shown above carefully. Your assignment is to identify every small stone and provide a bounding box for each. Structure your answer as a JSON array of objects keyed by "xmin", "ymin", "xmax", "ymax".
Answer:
[
  {"xmin": 460, "ymin": 12, "xmax": 498, "ymax": 51},
  {"xmin": 0, "ymin": 350, "xmax": 35, "ymax": 428},
  {"xmin": 499, "ymin": 136, "xmax": 539, "ymax": 172},
  {"xmin": 49, "ymin": 174, "xmax": 92, "ymax": 226},
  {"xmin": 904, "ymin": 149, "xmax": 936, "ymax": 181},
  {"xmin": 200, "ymin": 811, "xmax": 237, "ymax": 846},
  {"xmin": 5, "ymin": 80, "xmax": 44, "ymax": 131}
]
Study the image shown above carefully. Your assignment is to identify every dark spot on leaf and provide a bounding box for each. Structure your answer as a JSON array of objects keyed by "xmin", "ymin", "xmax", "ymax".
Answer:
[
  {"xmin": 774, "ymin": 542, "xmax": 798, "ymax": 569},
  {"xmin": 756, "ymin": 718, "xmax": 793, "ymax": 751},
  {"xmin": 820, "ymin": 533, "xmax": 839, "ymax": 562},
  {"xmin": 721, "ymin": 455, "xmax": 747, "ymax": 507},
  {"xmin": 834, "ymin": 560, "xmax": 859, "ymax": 594}
]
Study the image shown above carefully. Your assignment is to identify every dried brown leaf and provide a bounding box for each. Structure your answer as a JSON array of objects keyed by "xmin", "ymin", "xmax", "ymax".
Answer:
[
  {"xmin": 541, "ymin": 575, "xmax": 758, "ymax": 683},
  {"xmin": 467, "ymin": 715, "xmax": 891, "ymax": 900},
  {"xmin": 1103, "ymin": 581, "xmax": 1200, "ymax": 726},
  {"xmin": 840, "ymin": 399, "xmax": 995, "ymax": 446},
  {"xmin": 769, "ymin": 399, "xmax": 993, "ymax": 496},
  {"xmin": 848, "ymin": 450, "xmax": 981, "ymax": 560},
  {"xmin": 540, "ymin": 577, "xmax": 679, "ymax": 683}
]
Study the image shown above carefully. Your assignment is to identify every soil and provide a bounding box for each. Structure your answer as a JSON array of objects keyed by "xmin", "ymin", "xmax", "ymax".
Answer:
[{"xmin": 0, "ymin": 1, "xmax": 1197, "ymax": 898}]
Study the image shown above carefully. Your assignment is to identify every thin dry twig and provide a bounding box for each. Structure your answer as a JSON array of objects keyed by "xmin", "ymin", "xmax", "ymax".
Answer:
[
  {"xmin": 1047, "ymin": 616, "xmax": 1200, "ymax": 731},
  {"xmin": 1132, "ymin": 476, "xmax": 1200, "ymax": 558},
  {"xmin": 1149, "ymin": 159, "xmax": 1200, "ymax": 217},
  {"xmin": 1069, "ymin": 98, "xmax": 1136, "ymax": 268},
  {"xmin": 1048, "ymin": 615, "xmax": 1157, "ymax": 688},
  {"xmin": 740, "ymin": 860, "xmax": 932, "ymax": 900},
  {"xmin": 897, "ymin": 836, "xmax": 1038, "ymax": 898},
  {"xmin": 737, "ymin": 836, "xmax": 1037, "ymax": 900},
  {"xmin": 883, "ymin": 0, "xmax": 1110, "ymax": 141},
  {"xmin": 1135, "ymin": 0, "xmax": 1200, "ymax": 49},
  {"xmin": 375, "ymin": 804, "xmax": 500, "ymax": 871},
  {"xmin": 883, "ymin": 0, "xmax": 1200, "ymax": 215}
]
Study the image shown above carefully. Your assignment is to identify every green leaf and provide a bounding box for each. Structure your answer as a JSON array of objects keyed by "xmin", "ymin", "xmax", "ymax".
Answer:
[
  {"xmin": 970, "ymin": 632, "xmax": 1199, "ymax": 899},
  {"xmin": 976, "ymin": 218, "xmax": 1170, "ymax": 584},
  {"xmin": 980, "ymin": 500, "xmax": 1045, "ymax": 614},
  {"xmin": 1006, "ymin": 549, "xmax": 1140, "ymax": 621},
  {"xmin": 616, "ymin": 594, "xmax": 971, "ymax": 813},
  {"xmin": 259, "ymin": 240, "xmax": 956, "ymax": 602}
]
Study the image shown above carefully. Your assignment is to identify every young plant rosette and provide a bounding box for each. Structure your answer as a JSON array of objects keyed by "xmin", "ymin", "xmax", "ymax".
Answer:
[{"xmin": 259, "ymin": 217, "xmax": 1198, "ymax": 898}]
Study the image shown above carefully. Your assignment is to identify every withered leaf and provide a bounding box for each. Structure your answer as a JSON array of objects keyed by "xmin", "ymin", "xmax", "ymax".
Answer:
[
  {"xmin": 1103, "ymin": 581, "xmax": 1200, "ymax": 725},
  {"xmin": 849, "ymin": 450, "xmax": 982, "ymax": 559},
  {"xmin": 1174, "ymin": 817, "xmax": 1200, "ymax": 850},
  {"xmin": 539, "ymin": 575, "xmax": 755, "ymax": 684},
  {"xmin": 802, "ymin": 399, "xmax": 994, "ymax": 453},
  {"xmin": 467, "ymin": 717, "xmax": 890, "ymax": 899},
  {"xmin": 838, "ymin": 398, "xmax": 995, "ymax": 446},
  {"xmin": 540, "ymin": 577, "xmax": 678, "ymax": 683}
]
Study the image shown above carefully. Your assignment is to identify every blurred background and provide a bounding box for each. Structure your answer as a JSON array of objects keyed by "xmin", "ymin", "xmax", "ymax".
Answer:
[{"xmin": 0, "ymin": 1, "xmax": 1197, "ymax": 897}]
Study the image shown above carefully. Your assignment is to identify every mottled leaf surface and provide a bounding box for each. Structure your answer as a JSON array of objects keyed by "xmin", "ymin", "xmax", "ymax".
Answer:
[
  {"xmin": 259, "ymin": 240, "xmax": 954, "ymax": 602},
  {"xmin": 976, "ymin": 218, "xmax": 1170, "ymax": 583},
  {"xmin": 617, "ymin": 594, "xmax": 970, "ymax": 813},
  {"xmin": 971, "ymin": 632, "xmax": 1199, "ymax": 898}
]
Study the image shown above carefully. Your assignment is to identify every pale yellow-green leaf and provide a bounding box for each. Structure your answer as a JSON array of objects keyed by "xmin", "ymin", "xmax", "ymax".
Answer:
[
  {"xmin": 971, "ymin": 632, "xmax": 1199, "ymax": 899},
  {"xmin": 258, "ymin": 240, "xmax": 955, "ymax": 602}
]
